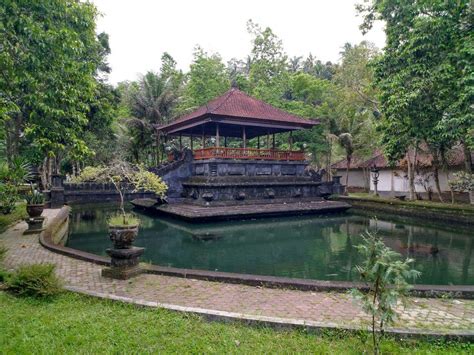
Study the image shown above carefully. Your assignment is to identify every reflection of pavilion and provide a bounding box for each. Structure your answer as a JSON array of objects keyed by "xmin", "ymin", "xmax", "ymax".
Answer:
[
  {"xmin": 153, "ymin": 213, "xmax": 352, "ymax": 238},
  {"xmin": 144, "ymin": 89, "xmax": 349, "ymax": 220}
]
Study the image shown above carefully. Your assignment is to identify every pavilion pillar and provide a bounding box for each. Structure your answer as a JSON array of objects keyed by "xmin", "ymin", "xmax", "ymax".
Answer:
[
  {"xmin": 215, "ymin": 123, "xmax": 220, "ymax": 147},
  {"xmin": 202, "ymin": 132, "xmax": 205, "ymax": 148},
  {"xmin": 257, "ymin": 136, "xmax": 260, "ymax": 149},
  {"xmin": 242, "ymin": 127, "xmax": 246, "ymax": 148},
  {"xmin": 179, "ymin": 134, "xmax": 182, "ymax": 150},
  {"xmin": 289, "ymin": 131, "xmax": 293, "ymax": 150},
  {"xmin": 267, "ymin": 133, "xmax": 270, "ymax": 149},
  {"xmin": 272, "ymin": 134, "xmax": 275, "ymax": 149},
  {"xmin": 224, "ymin": 136, "xmax": 227, "ymax": 147},
  {"xmin": 190, "ymin": 135, "xmax": 194, "ymax": 151}
]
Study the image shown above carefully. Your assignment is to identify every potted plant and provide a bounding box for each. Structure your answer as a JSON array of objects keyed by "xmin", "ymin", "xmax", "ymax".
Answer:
[
  {"xmin": 25, "ymin": 186, "xmax": 45, "ymax": 218},
  {"xmin": 0, "ymin": 159, "xmax": 32, "ymax": 214},
  {"xmin": 72, "ymin": 161, "xmax": 167, "ymax": 248}
]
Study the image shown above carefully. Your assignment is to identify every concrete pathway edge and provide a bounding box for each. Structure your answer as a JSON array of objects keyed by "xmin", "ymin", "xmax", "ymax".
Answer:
[{"xmin": 65, "ymin": 285, "xmax": 474, "ymax": 341}]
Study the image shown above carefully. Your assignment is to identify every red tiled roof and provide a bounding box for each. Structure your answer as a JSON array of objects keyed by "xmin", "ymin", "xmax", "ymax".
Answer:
[
  {"xmin": 158, "ymin": 88, "xmax": 318, "ymax": 132},
  {"xmin": 332, "ymin": 145, "xmax": 472, "ymax": 170}
]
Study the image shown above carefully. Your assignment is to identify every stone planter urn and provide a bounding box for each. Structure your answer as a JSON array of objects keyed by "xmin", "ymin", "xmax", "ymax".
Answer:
[
  {"xmin": 109, "ymin": 224, "xmax": 139, "ymax": 249},
  {"xmin": 23, "ymin": 216, "xmax": 46, "ymax": 235},
  {"xmin": 26, "ymin": 204, "xmax": 45, "ymax": 218},
  {"xmin": 102, "ymin": 221, "xmax": 144, "ymax": 280}
]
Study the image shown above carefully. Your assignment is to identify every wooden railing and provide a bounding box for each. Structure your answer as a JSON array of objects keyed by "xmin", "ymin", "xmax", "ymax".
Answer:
[{"xmin": 193, "ymin": 147, "xmax": 306, "ymax": 161}]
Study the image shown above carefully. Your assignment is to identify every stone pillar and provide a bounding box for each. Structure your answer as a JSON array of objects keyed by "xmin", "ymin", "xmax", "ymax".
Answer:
[
  {"xmin": 332, "ymin": 175, "xmax": 344, "ymax": 195},
  {"xmin": 102, "ymin": 247, "xmax": 144, "ymax": 280},
  {"xmin": 50, "ymin": 174, "xmax": 65, "ymax": 208},
  {"xmin": 215, "ymin": 123, "xmax": 220, "ymax": 147},
  {"xmin": 242, "ymin": 127, "xmax": 246, "ymax": 148},
  {"xmin": 102, "ymin": 224, "xmax": 144, "ymax": 280}
]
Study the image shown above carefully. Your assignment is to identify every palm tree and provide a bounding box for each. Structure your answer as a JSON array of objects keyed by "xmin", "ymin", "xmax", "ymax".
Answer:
[{"xmin": 125, "ymin": 72, "xmax": 178, "ymax": 165}]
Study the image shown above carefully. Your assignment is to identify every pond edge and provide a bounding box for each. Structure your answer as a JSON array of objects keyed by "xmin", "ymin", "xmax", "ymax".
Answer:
[{"xmin": 40, "ymin": 205, "xmax": 474, "ymax": 300}]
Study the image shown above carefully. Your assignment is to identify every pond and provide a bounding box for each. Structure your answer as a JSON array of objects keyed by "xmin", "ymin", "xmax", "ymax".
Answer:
[{"xmin": 66, "ymin": 204, "xmax": 474, "ymax": 286}]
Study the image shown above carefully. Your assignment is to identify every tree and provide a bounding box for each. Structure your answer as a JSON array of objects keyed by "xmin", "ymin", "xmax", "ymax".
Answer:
[
  {"xmin": 327, "ymin": 42, "xmax": 380, "ymax": 188},
  {"xmin": 121, "ymin": 54, "xmax": 181, "ymax": 166},
  {"xmin": 449, "ymin": 171, "xmax": 474, "ymax": 205},
  {"xmin": 71, "ymin": 162, "xmax": 167, "ymax": 225},
  {"xmin": 0, "ymin": 0, "xmax": 111, "ymax": 187},
  {"xmin": 358, "ymin": 0, "xmax": 473, "ymax": 202},
  {"xmin": 178, "ymin": 47, "xmax": 230, "ymax": 112},
  {"xmin": 246, "ymin": 20, "xmax": 289, "ymax": 104},
  {"xmin": 351, "ymin": 230, "xmax": 420, "ymax": 355}
]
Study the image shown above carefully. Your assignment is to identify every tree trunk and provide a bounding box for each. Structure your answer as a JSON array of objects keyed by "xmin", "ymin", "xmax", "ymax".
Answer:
[
  {"xmin": 445, "ymin": 170, "xmax": 455, "ymax": 204},
  {"xmin": 345, "ymin": 154, "xmax": 351, "ymax": 193},
  {"xmin": 4, "ymin": 112, "xmax": 22, "ymax": 165},
  {"xmin": 462, "ymin": 142, "xmax": 472, "ymax": 174},
  {"xmin": 390, "ymin": 169, "xmax": 395, "ymax": 197},
  {"xmin": 430, "ymin": 149, "xmax": 444, "ymax": 202},
  {"xmin": 407, "ymin": 149, "xmax": 417, "ymax": 201},
  {"xmin": 326, "ymin": 137, "xmax": 332, "ymax": 182},
  {"xmin": 40, "ymin": 157, "xmax": 48, "ymax": 190}
]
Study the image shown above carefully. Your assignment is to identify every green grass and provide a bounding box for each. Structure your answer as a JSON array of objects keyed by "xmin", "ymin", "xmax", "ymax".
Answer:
[
  {"xmin": 107, "ymin": 213, "xmax": 140, "ymax": 227},
  {"xmin": 344, "ymin": 193, "xmax": 474, "ymax": 213},
  {"xmin": 0, "ymin": 202, "xmax": 27, "ymax": 233},
  {"xmin": 0, "ymin": 292, "xmax": 472, "ymax": 354}
]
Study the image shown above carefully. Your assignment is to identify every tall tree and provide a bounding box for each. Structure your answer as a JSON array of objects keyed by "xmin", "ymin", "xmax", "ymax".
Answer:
[
  {"xmin": 246, "ymin": 20, "xmax": 289, "ymax": 103},
  {"xmin": 0, "ymin": 0, "xmax": 108, "ymax": 186},
  {"xmin": 178, "ymin": 47, "xmax": 230, "ymax": 112},
  {"xmin": 358, "ymin": 0, "xmax": 473, "ymax": 201},
  {"xmin": 122, "ymin": 54, "xmax": 181, "ymax": 165}
]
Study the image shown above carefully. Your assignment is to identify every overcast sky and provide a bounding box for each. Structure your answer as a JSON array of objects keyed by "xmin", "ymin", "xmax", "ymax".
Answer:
[{"xmin": 92, "ymin": 0, "xmax": 385, "ymax": 84}]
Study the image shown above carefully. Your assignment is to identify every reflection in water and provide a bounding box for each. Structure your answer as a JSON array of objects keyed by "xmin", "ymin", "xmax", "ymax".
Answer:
[{"xmin": 67, "ymin": 205, "xmax": 474, "ymax": 285}]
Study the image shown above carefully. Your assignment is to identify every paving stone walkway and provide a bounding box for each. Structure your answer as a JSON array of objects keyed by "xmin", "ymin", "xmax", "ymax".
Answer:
[{"xmin": 1, "ymin": 209, "xmax": 474, "ymax": 334}]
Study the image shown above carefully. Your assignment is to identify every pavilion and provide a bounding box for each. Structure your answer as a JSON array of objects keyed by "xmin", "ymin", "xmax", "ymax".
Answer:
[
  {"xmin": 138, "ymin": 88, "xmax": 348, "ymax": 219},
  {"xmin": 156, "ymin": 88, "xmax": 318, "ymax": 161}
]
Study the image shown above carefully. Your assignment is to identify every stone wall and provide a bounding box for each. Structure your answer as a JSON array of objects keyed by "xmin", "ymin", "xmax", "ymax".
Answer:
[
  {"xmin": 155, "ymin": 149, "xmax": 194, "ymax": 199},
  {"xmin": 182, "ymin": 178, "xmax": 344, "ymax": 206},
  {"xmin": 45, "ymin": 177, "xmax": 155, "ymax": 208},
  {"xmin": 193, "ymin": 159, "xmax": 307, "ymax": 177}
]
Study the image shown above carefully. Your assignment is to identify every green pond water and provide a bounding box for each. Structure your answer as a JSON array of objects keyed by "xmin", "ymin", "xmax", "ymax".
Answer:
[{"xmin": 66, "ymin": 204, "xmax": 474, "ymax": 286}]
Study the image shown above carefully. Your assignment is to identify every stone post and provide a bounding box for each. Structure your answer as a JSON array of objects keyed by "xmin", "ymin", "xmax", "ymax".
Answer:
[
  {"xmin": 102, "ymin": 224, "xmax": 145, "ymax": 280},
  {"xmin": 50, "ymin": 174, "xmax": 65, "ymax": 208}
]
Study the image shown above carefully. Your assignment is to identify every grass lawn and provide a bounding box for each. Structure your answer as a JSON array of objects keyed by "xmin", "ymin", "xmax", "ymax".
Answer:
[
  {"xmin": 0, "ymin": 202, "xmax": 27, "ymax": 233},
  {"xmin": 0, "ymin": 292, "xmax": 472, "ymax": 354},
  {"xmin": 345, "ymin": 193, "xmax": 474, "ymax": 213}
]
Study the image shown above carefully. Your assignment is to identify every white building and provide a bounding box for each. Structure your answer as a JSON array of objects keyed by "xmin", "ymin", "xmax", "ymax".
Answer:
[{"xmin": 332, "ymin": 147, "xmax": 472, "ymax": 202}]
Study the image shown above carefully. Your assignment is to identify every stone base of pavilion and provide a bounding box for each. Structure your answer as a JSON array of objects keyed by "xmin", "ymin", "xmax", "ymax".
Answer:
[{"xmin": 133, "ymin": 198, "xmax": 351, "ymax": 222}]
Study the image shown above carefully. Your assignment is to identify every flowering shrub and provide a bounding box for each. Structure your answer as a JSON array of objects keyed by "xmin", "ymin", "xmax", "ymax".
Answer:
[
  {"xmin": 70, "ymin": 166, "xmax": 107, "ymax": 183},
  {"xmin": 449, "ymin": 171, "xmax": 474, "ymax": 192},
  {"xmin": 71, "ymin": 161, "xmax": 168, "ymax": 225}
]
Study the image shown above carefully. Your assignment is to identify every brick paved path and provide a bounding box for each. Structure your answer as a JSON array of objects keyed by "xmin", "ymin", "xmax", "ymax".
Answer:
[{"xmin": 1, "ymin": 209, "xmax": 474, "ymax": 333}]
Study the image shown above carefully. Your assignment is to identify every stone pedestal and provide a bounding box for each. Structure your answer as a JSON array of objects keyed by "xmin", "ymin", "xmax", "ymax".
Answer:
[
  {"xmin": 101, "ymin": 246, "xmax": 145, "ymax": 280},
  {"xmin": 23, "ymin": 216, "xmax": 45, "ymax": 235}
]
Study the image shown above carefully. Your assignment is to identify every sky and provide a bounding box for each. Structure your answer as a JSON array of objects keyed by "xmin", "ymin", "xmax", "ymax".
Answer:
[{"xmin": 92, "ymin": 0, "xmax": 385, "ymax": 84}]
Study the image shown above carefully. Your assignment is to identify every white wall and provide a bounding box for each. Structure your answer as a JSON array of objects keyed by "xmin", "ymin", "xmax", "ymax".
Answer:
[
  {"xmin": 368, "ymin": 168, "xmax": 460, "ymax": 193},
  {"xmin": 336, "ymin": 169, "xmax": 368, "ymax": 189}
]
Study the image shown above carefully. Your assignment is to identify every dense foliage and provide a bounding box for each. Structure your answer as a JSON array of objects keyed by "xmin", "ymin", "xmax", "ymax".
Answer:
[
  {"xmin": 358, "ymin": 0, "xmax": 474, "ymax": 201},
  {"xmin": 5, "ymin": 263, "xmax": 62, "ymax": 298},
  {"xmin": 0, "ymin": 0, "xmax": 471, "ymax": 204},
  {"xmin": 71, "ymin": 161, "xmax": 167, "ymax": 225},
  {"xmin": 0, "ymin": 0, "xmax": 117, "ymax": 187}
]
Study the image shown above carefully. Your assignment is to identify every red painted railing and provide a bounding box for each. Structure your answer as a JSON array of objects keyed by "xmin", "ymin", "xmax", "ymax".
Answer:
[{"xmin": 193, "ymin": 147, "xmax": 305, "ymax": 161}]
